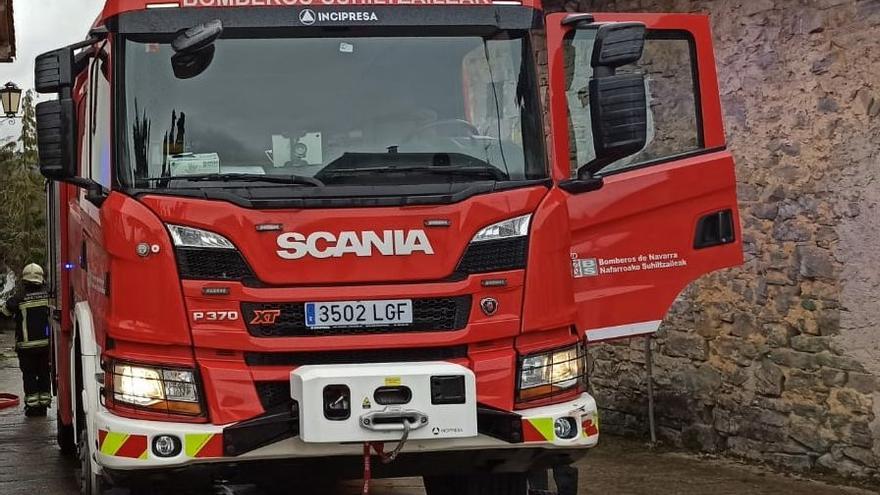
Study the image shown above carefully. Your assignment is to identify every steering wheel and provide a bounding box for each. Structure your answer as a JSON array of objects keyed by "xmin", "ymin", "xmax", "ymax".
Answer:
[{"xmin": 403, "ymin": 119, "xmax": 480, "ymax": 145}]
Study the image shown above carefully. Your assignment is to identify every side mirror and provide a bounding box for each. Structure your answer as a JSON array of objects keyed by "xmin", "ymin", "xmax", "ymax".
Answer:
[
  {"xmin": 35, "ymin": 38, "xmax": 103, "ymax": 194},
  {"xmin": 36, "ymin": 99, "xmax": 77, "ymax": 180},
  {"xmin": 35, "ymin": 48, "xmax": 73, "ymax": 95},
  {"xmin": 578, "ymin": 22, "xmax": 648, "ymax": 180},
  {"xmin": 592, "ymin": 23, "xmax": 646, "ymax": 70}
]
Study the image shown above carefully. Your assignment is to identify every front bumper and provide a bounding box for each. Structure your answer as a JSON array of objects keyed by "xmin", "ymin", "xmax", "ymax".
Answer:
[{"xmin": 94, "ymin": 392, "xmax": 598, "ymax": 473}]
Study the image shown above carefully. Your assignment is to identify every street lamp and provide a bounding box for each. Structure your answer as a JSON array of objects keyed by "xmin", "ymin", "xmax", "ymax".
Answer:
[{"xmin": 0, "ymin": 81, "xmax": 21, "ymax": 122}]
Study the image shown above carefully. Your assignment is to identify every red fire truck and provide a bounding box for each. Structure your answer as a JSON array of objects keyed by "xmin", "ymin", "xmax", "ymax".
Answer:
[{"xmin": 35, "ymin": 0, "xmax": 741, "ymax": 492}]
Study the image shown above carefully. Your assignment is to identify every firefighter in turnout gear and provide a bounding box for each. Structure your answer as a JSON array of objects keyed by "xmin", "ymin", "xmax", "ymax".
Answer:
[{"xmin": 1, "ymin": 264, "xmax": 52, "ymax": 417}]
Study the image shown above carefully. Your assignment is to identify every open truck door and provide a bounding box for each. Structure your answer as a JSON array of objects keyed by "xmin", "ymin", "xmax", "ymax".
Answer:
[{"xmin": 546, "ymin": 13, "xmax": 743, "ymax": 343}]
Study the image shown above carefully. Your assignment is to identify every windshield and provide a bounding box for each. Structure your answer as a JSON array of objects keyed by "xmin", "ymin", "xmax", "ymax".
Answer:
[{"xmin": 120, "ymin": 32, "xmax": 545, "ymax": 191}]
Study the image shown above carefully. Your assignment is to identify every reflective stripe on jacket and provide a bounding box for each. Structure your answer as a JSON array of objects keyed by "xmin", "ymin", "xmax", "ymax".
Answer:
[{"xmin": 2, "ymin": 286, "xmax": 50, "ymax": 350}]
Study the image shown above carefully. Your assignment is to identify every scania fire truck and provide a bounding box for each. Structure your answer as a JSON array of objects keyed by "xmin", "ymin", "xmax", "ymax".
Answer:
[{"xmin": 35, "ymin": 0, "xmax": 742, "ymax": 492}]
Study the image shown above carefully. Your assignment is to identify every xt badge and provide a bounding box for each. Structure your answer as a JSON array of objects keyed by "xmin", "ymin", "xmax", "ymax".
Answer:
[
  {"xmin": 250, "ymin": 309, "xmax": 282, "ymax": 325},
  {"xmin": 480, "ymin": 298, "xmax": 499, "ymax": 316}
]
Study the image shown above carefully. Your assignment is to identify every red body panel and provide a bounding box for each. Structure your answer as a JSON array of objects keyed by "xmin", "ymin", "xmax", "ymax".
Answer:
[
  {"xmin": 545, "ymin": 13, "xmax": 743, "ymax": 339},
  {"xmin": 140, "ymin": 187, "xmax": 547, "ymax": 286}
]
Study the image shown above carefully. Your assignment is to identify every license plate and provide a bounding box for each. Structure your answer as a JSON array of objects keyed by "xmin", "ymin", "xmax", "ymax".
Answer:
[{"xmin": 305, "ymin": 300, "xmax": 413, "ymax": 329}]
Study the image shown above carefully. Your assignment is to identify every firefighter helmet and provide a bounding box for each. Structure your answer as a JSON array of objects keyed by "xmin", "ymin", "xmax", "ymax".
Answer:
[{"xmin": 21, "ymin": 263, "xmax": 44, "ymax": 284}]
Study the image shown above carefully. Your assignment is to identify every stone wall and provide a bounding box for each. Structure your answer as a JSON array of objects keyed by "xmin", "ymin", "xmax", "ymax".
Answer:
[{"xmin": 542, "ymin": 0, "xmax": 880, "ymax": 480}]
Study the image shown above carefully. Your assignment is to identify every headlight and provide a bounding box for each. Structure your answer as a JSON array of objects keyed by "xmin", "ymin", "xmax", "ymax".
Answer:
[
  {"xmin": 168, "ymin": 224, "xmax": 235, "ymax": 250},
  {"xmin": 471, "ymin": 214, "xmax": 531, "ymax": 243},
  {"xmin": 111, "ymin": 362, "xmax": 202, "ymax": 416},
  {"xmin": 518, "ymin": 343, "xmax": 585, "ymax": 402}
]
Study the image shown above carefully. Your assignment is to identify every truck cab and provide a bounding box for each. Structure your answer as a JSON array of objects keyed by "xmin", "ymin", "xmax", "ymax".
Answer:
[{"xmin": 36, "ymin": 1, "xmax": 742, "ymax": 493}]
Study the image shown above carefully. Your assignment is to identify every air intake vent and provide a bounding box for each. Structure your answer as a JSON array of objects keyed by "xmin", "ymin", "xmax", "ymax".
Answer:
[
  {"xmin": 242, "ymin": 296, "xmax": 471, "ymax": 338},
  {"xmin": 176, "ymin": 247, "xmax": 255, "ymax": 281},
  {"xmin": 256, "ymin": 382, "xmax": 293, "ymax": 411},
  {"xmin": 245, "ymin": 346, "xmax": 468, "ymax": 367},
  {"xmin": 456, "ymin": 237, "xmax": 528, "ymax": 275}
]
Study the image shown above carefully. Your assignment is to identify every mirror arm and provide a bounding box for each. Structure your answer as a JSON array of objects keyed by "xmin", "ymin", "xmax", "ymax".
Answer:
[
  {"xmin": 64, "ymin": 178, "xmax": 109, "ymax": 207},
  {"xmin": 85, "ymin": 183, "xmax": 109, "ymax": 208},
  {"xmin": 576, "ymin": 156, "xmax": 614, "ymax": 180},
  {"xmin": 559, "ymin": 175, "xmax": 604, "ymax": 195},
  {"xmin": 562, "ymin": 13, "xmax": 596, "ymax": 27}
]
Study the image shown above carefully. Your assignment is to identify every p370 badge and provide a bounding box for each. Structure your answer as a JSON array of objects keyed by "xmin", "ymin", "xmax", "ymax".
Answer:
[{"xmin": 192, "ymin": 311, "xmax": 240, "ymax": 322}]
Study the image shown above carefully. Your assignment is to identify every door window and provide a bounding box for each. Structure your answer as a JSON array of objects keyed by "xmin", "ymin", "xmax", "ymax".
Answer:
[
  {"xmin": 89, "ymin": 54, "xmax": 112, "ymax": 189},
  {"xmin": 564, "ymin": 31, "xmax": 702, "ymax": 177}
]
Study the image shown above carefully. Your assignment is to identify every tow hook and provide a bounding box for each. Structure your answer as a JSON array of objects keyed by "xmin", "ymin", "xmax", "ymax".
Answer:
[
  {"xmin": 359, "ymin": 408, "xmax": 428, "ymax": 432},
  {"xmin": 360, "ymin": 409, "xmax": 424, "ymax": 495}
]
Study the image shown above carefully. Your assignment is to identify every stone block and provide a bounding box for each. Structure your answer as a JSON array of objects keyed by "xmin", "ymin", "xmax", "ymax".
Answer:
[
  {"xmin": 755, "ymin": 361, "xmax": 785, "ymax": 396},
  {"xmin": 768, "ymin": 348, "xmax": 819, "ymax": 370},
  {"xmin": 663, "ymin": 331, "xmax": 708, "ymax": 361},
  {"xmin": 765, "ymin": 323, "xmax": 795, "ymax": 348},
  {"xmin": 797, "ymin": 246, "xmax": 837, "ymax": 279},
  {"xmin": 681, "ymin": 423, "xmax": 723, "ymax": 452},
  {"xmin": 842, "ymin": 447, "xmax": 878, "ymax": 468},
  {"xmin": 846, "ymin": 373, "xmax": 878, "ymax": 394},
  {"xmin": 786, "ymin": 370, "xmax": 827, "ymax": 392},
  {"xmin": 820, "ymin": 368, "xmax": 847, "ymax": 388},
  {"xmin": 790, "ymin": 335, "xmax": 830, "ymax": 353},
  {"xmin": 712, "ymin": 408, "xmax": 739, "ymax": 435},
  {"xmin": 769, "ymin": 453, "xmax": 813, "ymax": 472},
  {"xmin": 772, "ymin": 220, "xmax": 812, "ymax": 242},
  {"xmin": 817, "ymin": 453, "xmax": 872, "ymax": 478},
  {"xmin": 789, "ymin": 416, "xmax": 830, "ymax": 452},
  {"xmin": 847, "ymin": 421, "xmax": 875, "ymax": 449},
  {"xmin": 830, "ymin": 389, "xmax": 873, "ymax": 415},
  {"xmin": 752, "ymin": 202, "xmax": 779, "ymax": 220},
  {"xmin": 731, "ymin": 314, "xmax": 758, "ymax": 338},
  {"xmin": 816, "ymin": 352, "xmax": 866, "ymax": 372},
  {"xmin": 726, "ymin": 437, "xmax": 773, "ymax": 462}
]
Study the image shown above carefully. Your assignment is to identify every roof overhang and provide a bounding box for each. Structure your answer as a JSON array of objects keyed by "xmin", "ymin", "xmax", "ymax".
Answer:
[{"xmin": 0, "ymin": 0, "xmax": 15, "ymax": 63}]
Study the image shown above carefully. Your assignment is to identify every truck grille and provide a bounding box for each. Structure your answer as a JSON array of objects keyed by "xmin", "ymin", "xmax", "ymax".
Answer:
[
  {"xmin": 241, "ymin": 296, "xmax": 471, "ymax": 337},
  {"xmin": 456, "ymin": 237, "xmax": 528, "ymax": 275},
  {"xmin": 176, "ymin": 247, "xmax": 255, "ymax": 281},
  {"xmin": 245, "ymin": 345, "xmax": 469, "ymax": 367}
]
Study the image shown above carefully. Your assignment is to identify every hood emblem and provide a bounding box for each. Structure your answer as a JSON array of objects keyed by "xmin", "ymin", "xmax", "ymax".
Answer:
[{"xmin": 480, "ymin": 298, "xmax": 499, "ymax": 316}]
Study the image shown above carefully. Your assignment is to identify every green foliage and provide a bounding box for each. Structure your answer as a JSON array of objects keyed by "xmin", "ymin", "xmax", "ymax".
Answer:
[{"xmin": 0, "ymin": 90, "xmax": 46, "ymax": 275}]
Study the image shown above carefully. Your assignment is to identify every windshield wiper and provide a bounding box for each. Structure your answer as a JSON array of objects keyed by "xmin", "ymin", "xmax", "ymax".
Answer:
[
  {"xmin": 320, "ymin": 165, "xmax": 509, "ymax": 181},
  {"xmin": 144, "ymin": 173, "xmax": 324, "ymax": 187}
]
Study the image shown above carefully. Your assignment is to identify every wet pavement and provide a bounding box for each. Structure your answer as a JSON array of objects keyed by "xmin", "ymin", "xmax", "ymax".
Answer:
[{"xmin": 1, "ymin": 330, "xmax": 875, "ymax": 494}]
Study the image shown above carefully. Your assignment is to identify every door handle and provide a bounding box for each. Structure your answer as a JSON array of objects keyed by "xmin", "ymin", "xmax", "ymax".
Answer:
[{"xmin": 694, "ymin": 209, "xmax": 735, "ymax": 249}]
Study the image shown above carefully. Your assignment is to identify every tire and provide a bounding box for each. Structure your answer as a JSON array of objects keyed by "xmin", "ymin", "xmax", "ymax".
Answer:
[
  {"xmin": 79, "ymin": 428, "xmax": 106, "ymax": 495},
  {"xmin": 57, "ymin": 408, "xmax": 77, "ymax": 457},
  {"xmin": 424, "ymin": 473, "xmax": 528, "ymax": 495}
]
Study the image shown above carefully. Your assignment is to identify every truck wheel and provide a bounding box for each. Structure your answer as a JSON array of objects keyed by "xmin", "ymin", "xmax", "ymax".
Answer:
[
  {"xmin": 423, "ymin": 473, "xmax": 527, "ymax": 495},
  {"xmin": 57, "ymin": 408, "xmax": 76, "ymax": 457},
  {"xmin": 79, "ymin": 428, "xmax": 106, "ymax": 495}
]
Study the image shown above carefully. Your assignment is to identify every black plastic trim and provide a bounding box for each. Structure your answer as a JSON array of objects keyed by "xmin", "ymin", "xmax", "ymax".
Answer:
[
  {"xmin": 558, "ymin": 177, "xmax": 604, "ymax": 195},
  {"xmin": 594, "ymin": 146, "xmax": 728, "ymax": 180},
  {"xmin": 477, "ymin": 404, "xmax": 524, "ymax": 444},
  {"xmin": 243, "ymin": 296, "xmax": 472, "ymax": 337},
  {"xmin": 245, "ymin": 346, "xmax": 468, "ymax": 367},
  {"xmin": 175, "ymin": 247, "xmax": 256, "ymax": 281},
  {"xmin": 131, "ymin": 179, "xmax": 551, "ymax": 210},
  {"xmin": 223, "ymin": 407, "xmax": 298, "ymax": 457},
  {"xmin": 105, "ymin": 448, "xmax": 586, "ymax": 488},
  {"xmin": 456, "ymin": 236, "xmax": 528, "ymax": 275},
  {"xmin": 109, "ymin": 6, "xmax": 543, "ymax": 34}
]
